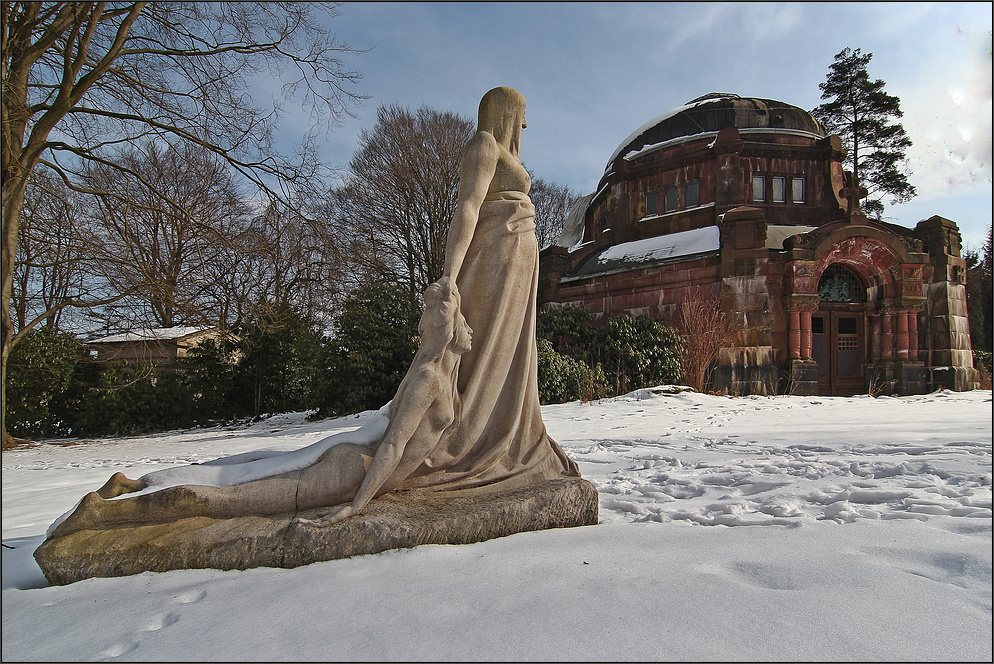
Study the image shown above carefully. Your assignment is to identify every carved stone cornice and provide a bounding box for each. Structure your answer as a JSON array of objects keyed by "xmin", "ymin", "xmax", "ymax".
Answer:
[
  {"xmin": 893, "ymin": 296, "xmax": 928, "ymax": 313},
  {"xmin": 895, "ymin": 234, "xmax": 924, "ymax": 254},
  {"xmin": 782, "ymin": 294, "xmax": 821, "ymax": 312}
]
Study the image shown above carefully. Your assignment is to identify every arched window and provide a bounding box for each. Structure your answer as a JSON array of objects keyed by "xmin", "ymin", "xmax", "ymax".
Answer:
[{"xmin": 818, "ymin": 264, "xmax": 866, "ymax": 303}]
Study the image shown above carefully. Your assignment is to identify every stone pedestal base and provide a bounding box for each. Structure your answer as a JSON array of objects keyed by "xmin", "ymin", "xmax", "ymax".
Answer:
[
  {"xmin": 713, "ymin": 363, "xmax": 779, "ymax": 396},
  {"xmin": 34, "ymin": 478, "xmax": 599, "ymax": 586},
  {"xmin": 895, "ymin": 361, "xmax": 927, "ymax": 395},
  {"xmin": 868, "ymin": 361, "xmax": 928, "ymax": 396},
  {"xmin": 929, "ymin": 365, "xmax": 979, "ymax": 392},
  {"xmin": 784, "ymin": 359, "xmax": 819, "ymax": 396}
]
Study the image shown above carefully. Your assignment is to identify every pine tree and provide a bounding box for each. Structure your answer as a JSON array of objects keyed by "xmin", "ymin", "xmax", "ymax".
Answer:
[{"xmin": 813, "ymin": 47, "xmax": 917, "ymax": 219}]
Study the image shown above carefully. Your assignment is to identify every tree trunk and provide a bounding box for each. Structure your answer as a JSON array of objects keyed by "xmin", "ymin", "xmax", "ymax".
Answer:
[{"xmin": 2, "ymin": 178, "xmax": 29, "ymax": 447}]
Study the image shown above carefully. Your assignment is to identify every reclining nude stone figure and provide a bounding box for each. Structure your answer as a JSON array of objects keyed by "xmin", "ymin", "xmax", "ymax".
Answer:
[
  {"xmin": 45, "ymin": 86, "xmax": 583, "ymax": 542},
  {"xmin": 49, "ymin": 279, "xmax": 472, "ymax": 537}
]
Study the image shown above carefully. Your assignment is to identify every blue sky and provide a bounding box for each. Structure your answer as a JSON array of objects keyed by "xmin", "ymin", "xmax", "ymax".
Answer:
[{"xmin": 293, "ymin": 2, "xmax": 992, "ymax": 249}]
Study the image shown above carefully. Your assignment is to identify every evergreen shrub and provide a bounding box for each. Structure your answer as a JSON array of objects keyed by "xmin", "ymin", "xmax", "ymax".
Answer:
[
  {"xmin": 315, "ymin": 283, "xmax": 421, "ymax": 417},
  {"xmin": 595, "ymin": 314, "xmax": 683, "ymax": 395},
  {"xmin": 537, "ymin": 338, "xmax": 606, "ymax": 404},
  {"xmin": 72, "ymin": 363, "xmax": 193, "ymax": 437},
  {"xmin": 536, "ymin": 306, "xmax": 682, "ymax": 404},
  {"xmin": 4, "ymin": 328, "xmax": 84, "ymax": 438},
  {"xmin": 180, "ymin": 335, "xmax": 247, "ymax": 422},
  {"xmin": 974, "ymin": 350, "xmax": 992, "ymax": 390},
  {"xmin": 235, "ymin": 305, "xmax": 326, "ymax": 418}
]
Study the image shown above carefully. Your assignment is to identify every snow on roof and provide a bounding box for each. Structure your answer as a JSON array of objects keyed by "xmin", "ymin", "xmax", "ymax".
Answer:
[
  {"xmin": 622, "ymin": 130, "xmax": 717, "ymax": 162},
  {"xmin": 605, "ymin": 100, "xmax": 710, "ymax": 167},
  {"xmin": 621, "ymin": 127, "xmax": 827, "ymax": 166},
  {"xmin": 552, "ymin": 192, "xmax": 596, "ymax": 249},
  {"xmin": 606, "ymin": 95, "xmax": 825, "ymax": 171},
  {"xmin": 89, "ymin": 326, "xmax": 214, "ymax": 344},
  {"xmin": 564, "ymin": 226, "xmax": 720, "ymax": 281}
]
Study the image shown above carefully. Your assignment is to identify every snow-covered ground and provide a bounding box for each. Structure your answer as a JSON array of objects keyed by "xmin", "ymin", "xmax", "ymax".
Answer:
[{"xmin": 3, "ymin": 388, "xmax": 991, "ymax": 661}]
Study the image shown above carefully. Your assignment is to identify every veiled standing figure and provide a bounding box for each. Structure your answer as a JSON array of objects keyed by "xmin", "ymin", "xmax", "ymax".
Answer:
[
  {"xmin": 398, "ymin": 85, "xmax": 579, "ymax": 491},
  {"xmin": 45, "ymin": 86, "xmax": 579, "ymax": 539}
]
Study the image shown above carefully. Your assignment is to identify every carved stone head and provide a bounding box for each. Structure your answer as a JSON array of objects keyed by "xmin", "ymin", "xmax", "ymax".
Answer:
[
  {"xmin": 478, "ymin": 86, "xmax": 527, "ymax": 153},
  {"xmin": 419, "ymin": 278, "xmax": 471, "ymax": 355}
]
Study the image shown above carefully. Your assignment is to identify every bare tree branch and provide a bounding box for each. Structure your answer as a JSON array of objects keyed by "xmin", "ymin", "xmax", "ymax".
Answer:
[
  {"xmin": 336, "ymin": 104, "xmax": 474, "ymax": 298},
  {"xmin": 2, "ymin": 1, "xmax": 367, "ymax": 444}
]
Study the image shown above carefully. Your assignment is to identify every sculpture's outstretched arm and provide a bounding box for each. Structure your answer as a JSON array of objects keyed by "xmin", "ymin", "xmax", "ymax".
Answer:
[
  {"xmin": 310, "ymin": 368, "xmax": 444, "ymax": 525},
  {"xmin": 442, "ymin": 131, "xmax": 499, "ymax": 282}
]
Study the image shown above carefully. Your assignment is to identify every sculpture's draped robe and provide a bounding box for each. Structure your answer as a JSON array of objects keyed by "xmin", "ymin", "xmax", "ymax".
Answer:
[
  {"xmin": 102, "ymin": 192, "xmax": 578, "ymax": 502},
  {"xmin": 400, "ymin": 191, "xmax": 579, "ymax": 492}
]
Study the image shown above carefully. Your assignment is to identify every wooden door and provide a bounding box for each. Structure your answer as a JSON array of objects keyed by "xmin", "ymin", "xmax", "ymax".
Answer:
[{"xmin": 812, "ymin": 311, "xmax": 865, "ymax": 395}]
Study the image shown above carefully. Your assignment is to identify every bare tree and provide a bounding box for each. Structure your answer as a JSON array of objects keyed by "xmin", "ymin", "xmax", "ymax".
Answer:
[
  {"xmin": 228, "ymin": 195, "xmax": 348, "ymax": 329},
  {"xmin": 336, "ymin": 104, "xmax": 475, "ymax": 297},
  {"xmin": 528, "ymin": 174, "xmax": 581, "ymax": 250},
  {"xmin": 12, "ymin": 171, "xmax": 89, "ymax": 332},
  {"xmin": 83, "ymin": 141, "xmax": 250, "ymax": 328},
  {"xmin": 1, "ymin": 1, "xmax": 365, "ymax": 444},
  {"xmin": 678, "ymin": 292, "xmax": 733, "ymax": 393}
]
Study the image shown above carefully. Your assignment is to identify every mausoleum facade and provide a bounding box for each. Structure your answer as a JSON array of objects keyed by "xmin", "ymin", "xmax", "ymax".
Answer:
[{"xmin": 539, "ymin": 93, "xmax": 978, "ymax": 396}]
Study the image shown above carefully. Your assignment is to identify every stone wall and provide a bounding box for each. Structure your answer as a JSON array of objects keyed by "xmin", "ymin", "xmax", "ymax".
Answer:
[
  {"xmin": 715, "ymin": 206, "xmax": 777, "ymax": 394},
  {"xmin": 550, "ymin": 257, "xmax": 721, "ymax": 324},
  {"xmin": 916, "ymin": 216, "xmax": 978, "ymax": 391}
]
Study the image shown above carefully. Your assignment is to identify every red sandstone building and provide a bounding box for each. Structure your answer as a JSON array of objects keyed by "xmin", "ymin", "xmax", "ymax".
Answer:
[{"xmin": 539, "ymin": 93, "xmax": 977, "ymax": 396}]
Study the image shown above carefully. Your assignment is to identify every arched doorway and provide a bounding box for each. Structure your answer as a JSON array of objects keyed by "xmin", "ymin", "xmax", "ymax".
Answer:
[{"xmin": 812, "ymin": 264, "xmax": 867, "ymax": 395}]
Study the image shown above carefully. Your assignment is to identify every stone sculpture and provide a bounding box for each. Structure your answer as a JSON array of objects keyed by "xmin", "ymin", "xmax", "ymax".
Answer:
[{"xmin": 35, "ymin": 87, "xmax": 598, "ymax": 584}]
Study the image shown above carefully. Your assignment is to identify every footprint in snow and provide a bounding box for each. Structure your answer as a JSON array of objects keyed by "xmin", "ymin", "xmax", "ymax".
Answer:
[
  {"xmin": 174, "ymin": 588, "xmax": 206, "ymax": 604},
  {"xmin": 96, "ymin": 639, "xmax": 140, "ymax": 660},
  {"xmin": 144, "ymin": 611, "xmax": 180, "ymax": 632},
  {"xmin": 728, "ymin": 561, "xmax": 805, "ymax": 591}
]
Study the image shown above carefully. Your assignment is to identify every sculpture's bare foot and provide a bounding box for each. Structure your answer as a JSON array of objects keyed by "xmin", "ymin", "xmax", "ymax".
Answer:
[{"xmin": 96, "ymin": 472, "xmax": 147, "ymax": 499}]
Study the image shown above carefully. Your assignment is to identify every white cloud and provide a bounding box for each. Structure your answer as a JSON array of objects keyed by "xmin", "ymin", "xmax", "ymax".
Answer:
[
  {"xmin": 895, "ymin": 22, "xmax": 992, "ymax": 199},
  {"xmin": 307, "ymin": 2, "xmax": 991, "ymax": 233},
  {"xmin": 630, "ymin": 2, "xmax": 804, "ymax": 55}
]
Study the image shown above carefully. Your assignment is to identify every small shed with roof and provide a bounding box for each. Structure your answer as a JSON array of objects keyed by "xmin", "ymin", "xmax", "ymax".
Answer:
[{"xmin": 87, "ymin": 326, "xmax": 223, "ymax": 370}]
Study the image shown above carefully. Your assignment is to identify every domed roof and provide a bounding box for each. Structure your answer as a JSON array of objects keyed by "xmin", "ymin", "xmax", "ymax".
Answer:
[{"xmin": 606, "ymin": 93, "xmax": 826, "ymax": 170}]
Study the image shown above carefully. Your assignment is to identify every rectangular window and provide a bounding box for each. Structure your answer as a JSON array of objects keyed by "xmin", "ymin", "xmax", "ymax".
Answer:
[
  {"xmin": 664, "ymin": 186, "xmax": 679, "ymax": 212},
  {"xmin": 837, "ymin": 316, "xmax": 861, "ymax": 376},
  {"xmin": 792, "ymin": 177, "xmax": 805, "ymax": 204},
  {"xmin": 811, "ymin": 316, "xmax": 824, "ymax": 335},
  {"xmin": 773, "ymin": 176, "xmax": 786, "ymax": 203},
  {"xmin": 838, "ymin": 317, "xmax": 858, "ymax": 335},
  {"xmin": 752, "ymin": 175, "xmax": 765, "ymax": 202},
  {"xmin": 685, "ymin": 180, "xmax": 699, "ymax": 208},
  {"xmin": 645, "ymin": 191, "xmax": 658, "ymax": 217}
]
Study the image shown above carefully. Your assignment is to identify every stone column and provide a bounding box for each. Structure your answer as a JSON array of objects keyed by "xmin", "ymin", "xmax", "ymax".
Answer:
[
  {"xmin": 718, "ymin": 206, "xmax": 775, "ymax": 394},
  {"xmin": 538, "ymin": 245, "xmax": 571, "ymax": 307},
  {"xmin": 869, "ymin": 315, "xmax": 881, "ymax": 362},
  {"xmin": 914, "ymin": 215, "xmax": 978, "ymax": 391},
  {"xmin": 781, "ymin": 295, "xmax": 819, "ymax": 396},
  {"xmin": 800, "ymin": 311, "xmax": 812, "ymax": 361},
  {"xmin": 895, "ymin": 313, "xmax": 910, "ymax": 360},
  {"xmin": 880, "ymin": 314, "xmax": 893, "ymax": 361},
  {"xmin": 890, "ymin": 308, "xmax": 926, "ymax": 395},
  {"xmin": 908, "ymin": 315, "xmax": 919, "ymax": 360},
  {"xmin": 788, "ymin": 311, "xmax": 801, "ymax": 360}
]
